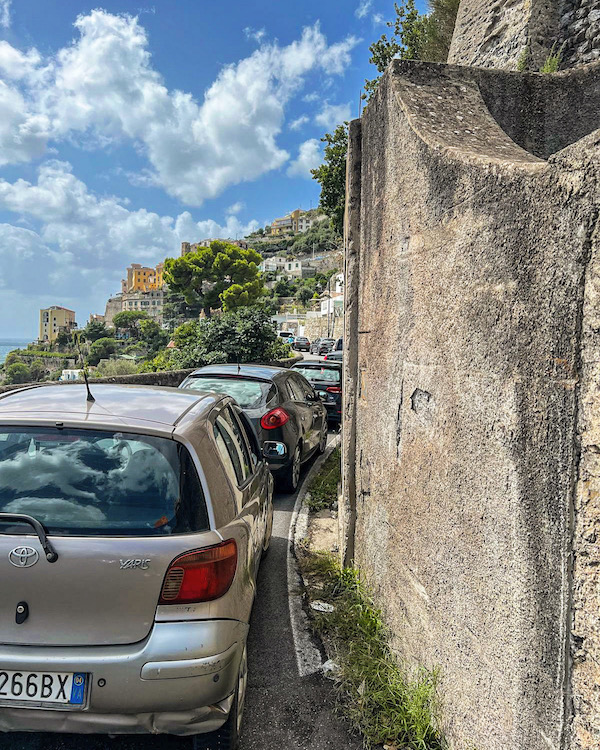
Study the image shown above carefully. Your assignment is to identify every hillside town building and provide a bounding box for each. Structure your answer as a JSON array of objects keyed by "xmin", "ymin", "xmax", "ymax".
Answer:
[{"xmin": 38, "ymin": 306, "xmax": 77, "ymax": 343}]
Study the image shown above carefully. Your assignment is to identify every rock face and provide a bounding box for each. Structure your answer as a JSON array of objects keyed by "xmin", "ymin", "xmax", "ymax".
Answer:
[
  {"xmin": 448, "ymin": 0, "xmax": 600, "ymax": 69},
  {"xmin": 342, "ymin": 59, "xmax": 600, "ymax": 749}
]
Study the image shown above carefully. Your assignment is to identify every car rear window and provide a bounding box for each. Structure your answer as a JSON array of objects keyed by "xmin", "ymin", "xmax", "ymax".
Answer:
[
  {"xmin": 182, "ymin": 376, "xmax": 272, "ymax": 409},
  {"xmin": 293, "ymin": 366, "xmax": 341, "ymax": 384},
  {"xmin": 0, "ymin": 427, "xmax": 209, "ymax": 536}
]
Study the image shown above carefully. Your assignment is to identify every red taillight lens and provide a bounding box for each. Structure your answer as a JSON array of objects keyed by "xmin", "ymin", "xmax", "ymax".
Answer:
[
  {"xmin": 159, "ymin": 540, "xmax": 237, "ymax": 604},
  {"xmin": 326, "ymin": 386, "xmax": 342, "ymax": 394},
  {"xmin": 261, "ymin": 407, "xmax": 290, "ymax": 430}
]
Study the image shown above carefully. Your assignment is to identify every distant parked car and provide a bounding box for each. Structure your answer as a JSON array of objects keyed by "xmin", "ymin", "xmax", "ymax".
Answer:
[
  {"xmin": 180, "ymin": 365, "xmax": 328, "ymax": 491},
  {"xmin": 0, "ymin": 383, "xmax": 274, "ymax": 749},
  {"xmin": 335, "ymin": 337, "xmax": 343, "ymax": 351},
  {"xmin": 278, "ymin": 330, "xmax": 294, "ymax": 340},
  {"xmin": 292, "ymin": 336, "xmax": 310, "ymax": 352},
  {"xmin": 291, "ymin": 361, "xmax": 343, "ymax": 425},
  {"xmin": 323, "ymin": 350, "xmax": 343, "ymax": 361},
  {"xmin": 310, "ymin": 338, "xmax": 336, "ymax": 356}
]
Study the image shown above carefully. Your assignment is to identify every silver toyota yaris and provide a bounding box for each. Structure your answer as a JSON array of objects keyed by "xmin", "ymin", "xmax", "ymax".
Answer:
[{"xmin": 0, "ymin": 383, "xmax": 274, "ymax": 749}]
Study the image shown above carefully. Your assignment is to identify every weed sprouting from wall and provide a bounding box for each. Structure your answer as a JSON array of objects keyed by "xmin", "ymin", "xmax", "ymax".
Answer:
[{"xmin": 540, "ymin": 43, "xmax": 565, "ymax": 73}]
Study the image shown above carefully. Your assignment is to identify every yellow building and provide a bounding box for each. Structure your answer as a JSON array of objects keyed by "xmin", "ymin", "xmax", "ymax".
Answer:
[
  {"xmin": 39, "ymin": 306, "xmax": 77, "ymax": 343},
  {"xmin": 122, "ymin": 263, "xmax": 165, "ymax": 293},
  {"xmin": 270, "ymin": 209, "xmax": 309, "ymax": 235}
]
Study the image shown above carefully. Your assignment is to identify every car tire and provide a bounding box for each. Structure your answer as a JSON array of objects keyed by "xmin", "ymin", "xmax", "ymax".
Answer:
[
  {"xmin": 282, "ymin": 444, "xmax": 301, "ymax": 493},
  {"xmin": 194, "ymin": 645, "xmax": 248, "ymax": 750}
]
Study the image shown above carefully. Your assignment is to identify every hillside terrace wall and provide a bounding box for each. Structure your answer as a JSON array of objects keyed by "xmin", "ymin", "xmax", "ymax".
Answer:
[
  {"xmin": 342, "ymin": 59, "xmax": 600, "ymax": 749},
  {"xmin": 0, "ymin": 356, "xmax": 303, "ymax": 395}
]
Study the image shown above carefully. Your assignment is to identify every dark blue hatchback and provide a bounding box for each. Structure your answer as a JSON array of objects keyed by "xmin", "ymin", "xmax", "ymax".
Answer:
[{"xmin": 179, "ymin": 364, "xmax": 328, "ymax": 491}]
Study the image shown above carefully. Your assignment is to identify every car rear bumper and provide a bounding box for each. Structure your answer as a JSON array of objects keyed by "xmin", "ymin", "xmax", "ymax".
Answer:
[{"xmin": 0, "ymin": 619, "xmax": 247, "ymax": 736}]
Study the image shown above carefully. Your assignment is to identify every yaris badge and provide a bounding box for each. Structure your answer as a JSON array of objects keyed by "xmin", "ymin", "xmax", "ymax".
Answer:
[{"xmin": 9, "ymin": 546, "xmax": 39, "ymax": 568}]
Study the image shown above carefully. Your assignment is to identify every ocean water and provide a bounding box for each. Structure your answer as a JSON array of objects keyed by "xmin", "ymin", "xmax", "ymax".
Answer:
[{"xmin": 0, "ymin": 338, "xmax": 32, "ymax": 364}]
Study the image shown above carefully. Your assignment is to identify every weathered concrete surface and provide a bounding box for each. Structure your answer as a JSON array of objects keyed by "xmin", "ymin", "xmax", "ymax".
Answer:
[
  {"xmin": 343, "ymin": 59, "xmax": 600, "ymax": 749},
  {"xmin": 448, "ymin": 0, "xmax": 600, "ymax": 70}
]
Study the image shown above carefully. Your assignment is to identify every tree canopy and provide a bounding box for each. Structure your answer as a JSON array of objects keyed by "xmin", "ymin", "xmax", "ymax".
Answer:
[
  {"xmin": 112, "ymin": 311, "xmax": 149, "ymax": 338},
  {"xmin": 364, "ymin": 0, "xmax": 460, "ymax": 98},
  {"xmin": 164, "ymin": 241, "xmax": 264, "ymax": 316},
  {"xmin": 311, "ymin": 124, "xmax": 348, "ymax": 237},
  {"xmin": 82, "ymin": 320, "xmax": 112, "ymax": 343}
]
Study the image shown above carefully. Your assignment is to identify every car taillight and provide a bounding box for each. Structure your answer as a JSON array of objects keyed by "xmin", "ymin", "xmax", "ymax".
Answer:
[
  {"xmin": 326, "ymin": 386, "xmax": 342, "ymax": 394},
  {"xmin": 261, "ymin": 407, "xmax": 290, "ymax": 430},
  {"xmin": 159, "ymin": 540, "xmax": 237, "ymax": 604}
]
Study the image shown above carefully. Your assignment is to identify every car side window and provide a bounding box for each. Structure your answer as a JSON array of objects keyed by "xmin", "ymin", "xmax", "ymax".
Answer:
[
  {"xmin": 214, "ymin": 408, "xmax": 252, "ymax": 486},
  {"xmin": 293, "ymin": 374, "xmax": 315, "ymax": 401},
  {"xmin": 214, "ymin": 419, "xmax": 241, "ymax": 488},
  {"xmin": 285, "ymin": 376, "xmax": 304, "ymax": 402}
]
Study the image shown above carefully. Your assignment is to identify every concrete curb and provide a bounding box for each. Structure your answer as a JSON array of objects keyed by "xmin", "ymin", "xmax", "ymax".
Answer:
[{"xmin": 286, "ymin": 434, "xmax": 341, "ymax": 678}]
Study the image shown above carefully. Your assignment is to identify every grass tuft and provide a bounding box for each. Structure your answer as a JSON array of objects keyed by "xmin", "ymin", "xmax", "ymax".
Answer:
[
  {"xmin": 300, "ymin": 550, "xmax": 445, "ymax": 749},
  {"xmin": 306, "ymin": 447, "xmax": 341, "ymax": 511},
  {"xmin": 540, "ymin": 43, "xmax": 564, "ymax": 73}
]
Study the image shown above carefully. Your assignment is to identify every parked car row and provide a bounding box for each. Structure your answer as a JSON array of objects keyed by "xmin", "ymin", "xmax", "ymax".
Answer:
[{"xmin": 0, "ymin": 356, "xmax": 344, "ymax": 750}]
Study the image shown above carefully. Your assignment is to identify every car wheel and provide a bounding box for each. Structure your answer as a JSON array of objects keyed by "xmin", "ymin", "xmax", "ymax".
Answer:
[
  {"xmin": 282, "ymin": 444, "xmax": 301, "ymax": 492},
  {"xmin": 318, "ymin": 424, "xmax": 328, "ymax": 454},
  {"xmin": 194, "ymin": 645, "xmax": 248, "ymax": 750}
]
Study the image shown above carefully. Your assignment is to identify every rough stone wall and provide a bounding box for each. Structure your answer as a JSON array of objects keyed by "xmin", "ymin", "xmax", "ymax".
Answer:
[
  {"xmin": 559, "ymin": 0, "xmax": 600, "ymax": 66},
  {"xmin": 342, "ymin": 60, "xmax": 600, "ymax": 749},
  {"xmin": 448, "ymin": 0, "xmax": 600, "ymax": 70}
]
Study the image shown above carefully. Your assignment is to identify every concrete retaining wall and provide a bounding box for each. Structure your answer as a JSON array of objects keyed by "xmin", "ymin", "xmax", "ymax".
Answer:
[{"xmin": 341, "ymin": 59, "xmax": 600, "ymax": 749}]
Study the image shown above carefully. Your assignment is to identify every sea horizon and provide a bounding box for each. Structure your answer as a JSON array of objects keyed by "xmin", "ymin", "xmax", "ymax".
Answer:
[{"xmin": 0, "ymin": 337, "xmax": 34, "ymax": 365}]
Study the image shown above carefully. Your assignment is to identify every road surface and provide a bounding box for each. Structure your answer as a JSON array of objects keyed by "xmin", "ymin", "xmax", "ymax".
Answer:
[{"xmin": 1, "ymin": 447, "xmax": 359, "ymax": 750}]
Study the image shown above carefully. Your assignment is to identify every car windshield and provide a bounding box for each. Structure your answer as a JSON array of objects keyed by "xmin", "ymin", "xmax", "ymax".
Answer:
[
  {"xmin": 0, "ymin": 427, "xmax": 208, "ymax": 536},
  {"xmin": 293, "ymin": 367, "xmax": 341, "ymax": 384},
  {"xmin": 183, "ymin": 376, "xmax": 271, "ymax": 409}
]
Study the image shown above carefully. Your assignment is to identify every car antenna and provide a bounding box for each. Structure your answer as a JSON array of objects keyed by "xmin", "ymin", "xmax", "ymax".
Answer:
[{"xmin": 75, "ymin": 333, "xmax": 95, "ymax": 403}]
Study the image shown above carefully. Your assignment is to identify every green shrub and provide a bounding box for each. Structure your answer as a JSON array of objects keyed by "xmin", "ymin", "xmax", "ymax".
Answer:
[{"xmin": 4, "ymin": 362, "xmax": 32, "ymax": 384}]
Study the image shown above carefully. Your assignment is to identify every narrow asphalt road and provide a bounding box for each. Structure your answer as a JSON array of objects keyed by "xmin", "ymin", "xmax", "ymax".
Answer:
[{"xmin": 1, "ymin": 444, "xmax": 360, "ymax": 750}]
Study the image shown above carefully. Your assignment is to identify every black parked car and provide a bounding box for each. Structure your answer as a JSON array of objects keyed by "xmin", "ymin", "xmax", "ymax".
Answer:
[
  {"xmin": 310, "ymin": 338, "xmax": 336, "ymax": 356},
  {"xmin": 323, "ymin": 350, "xmax": 343, "ymax": 361},
  {"xmin": 292, "ymin": 336, "xmax": 311, "ymax": 352},
  {"xmin": 179, "ymin": 364, "xmax": 328, "ymax": 491},
  {"xmin": 291, "ymin": 362, "xmax": 342, "ymax": 425}
]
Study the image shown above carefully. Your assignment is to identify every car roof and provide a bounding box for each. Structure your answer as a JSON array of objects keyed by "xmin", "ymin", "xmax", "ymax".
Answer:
[
  {"xmin": 186, "ymin": 364, "xmax": 290, "ymax": 382},
  {"xmin": 0, "ymin": 383, "xmax": 217, "ymax": 429}
]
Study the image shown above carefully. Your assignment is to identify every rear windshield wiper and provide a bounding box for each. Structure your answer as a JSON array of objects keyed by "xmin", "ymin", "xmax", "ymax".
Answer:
[{"xmin": 0, "ymin": 513, "xmax": 59, "ymax": 563}]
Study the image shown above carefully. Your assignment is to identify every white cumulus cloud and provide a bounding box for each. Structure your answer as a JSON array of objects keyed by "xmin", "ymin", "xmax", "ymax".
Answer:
[
  {"xmin": 226, "ymin": 201, "xmax": 245, "ymax": 215},
  {"xmin": 287, "ymin": 139, "xmax": 322, "ymax": 179},
  {"xmin": 0, "ymin": 0, "xmax": 11, "ymax": 29},
  {"xmin": 0, "ymin": 11, "xmax": 359, "ymax": 206},
  {"xmin": 289, "ymin": 115, "xmax": 309, "ymax": 131},
  {"xmin": 355, "ymin": 0, "xmax": 372, "ymax": 19},
  {"xmin": 315, "ymin": 102, "xmax": 351, "ymax": 130}
]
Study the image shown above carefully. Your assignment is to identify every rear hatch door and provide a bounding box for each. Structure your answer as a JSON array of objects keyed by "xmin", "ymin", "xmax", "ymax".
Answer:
[{"xmin": 0, "ymin": 425, "xmax": 217, "ymax": 646}]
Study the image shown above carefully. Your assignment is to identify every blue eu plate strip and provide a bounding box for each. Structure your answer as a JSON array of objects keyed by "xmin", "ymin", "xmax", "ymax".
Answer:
[{"xmin": 70, "ymin": 673, "xmax": 86, "ymax": 704}]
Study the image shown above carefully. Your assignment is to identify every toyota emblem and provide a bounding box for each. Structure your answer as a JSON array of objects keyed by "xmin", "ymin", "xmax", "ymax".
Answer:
[{"xmin": 9, "ymin": 546, "xmax": 39, "ymax": 568}]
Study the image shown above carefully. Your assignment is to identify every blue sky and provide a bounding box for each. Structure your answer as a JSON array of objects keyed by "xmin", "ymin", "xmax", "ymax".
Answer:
[{"xmin": 0, "ymin": 0, "xmax": 427, "ymax": 338}]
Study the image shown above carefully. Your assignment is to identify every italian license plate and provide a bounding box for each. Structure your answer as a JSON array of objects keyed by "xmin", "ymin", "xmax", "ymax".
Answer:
[{"xmin": 0, "ymin": 670, "xmax": 86, "ymax": 705}]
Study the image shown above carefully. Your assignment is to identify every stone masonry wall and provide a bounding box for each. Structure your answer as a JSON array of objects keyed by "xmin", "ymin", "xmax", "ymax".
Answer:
[
  {"xmin": 341, "ymin": 60, "xmax": 600, "ymax": 749},
  {"xmin": 559, "ymin": 0, "xmax": 600, "ymax": 66},
  {"xmin": 448, "ymin": 0, "xmax": 600, "ymax": 70}
]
